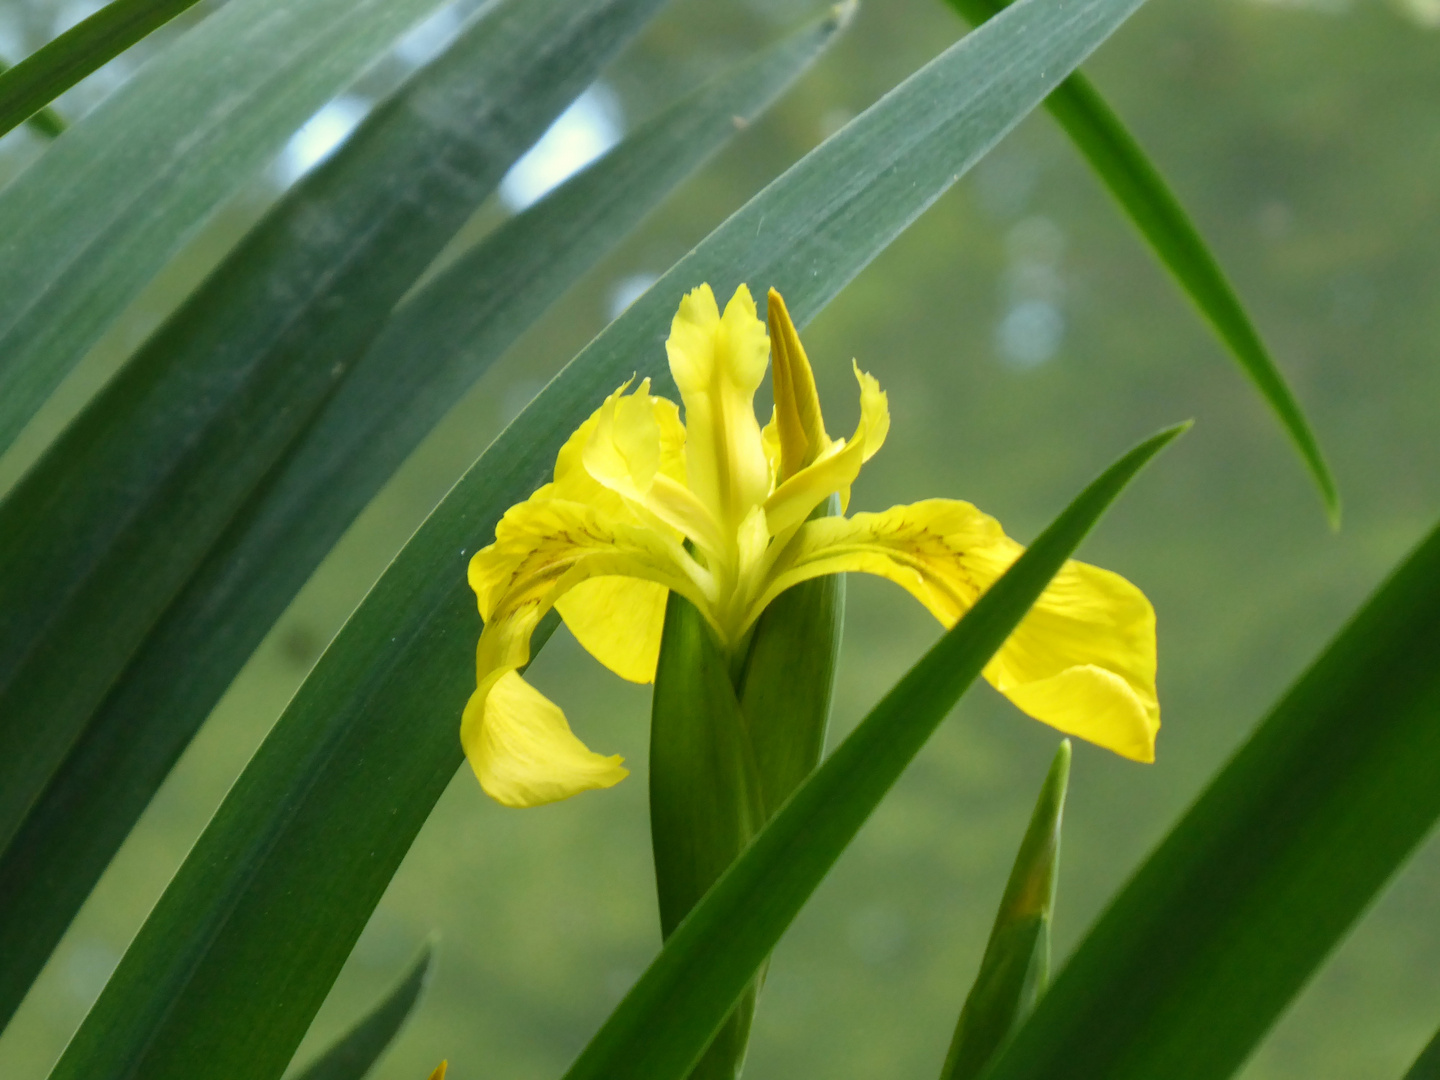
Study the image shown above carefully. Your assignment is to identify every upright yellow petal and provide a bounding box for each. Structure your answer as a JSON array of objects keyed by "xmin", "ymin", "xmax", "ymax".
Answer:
[
  {"xmin": 555, "ymin": 576, "xmax": 669, "ymax": 683},
  {"xmin": 583, "ymin": 380, "xmax": 662, "ymax": 495},
  {"xmin": 763, "ymin": 362, "xmax": 890, "ymax": 535},
  {"xmin": 582, "ymin": 380, "xmax": 727, "ymax": 553},
  {"xmin": 758, "ymin": 499, "xmax": 1158, "ymax": 761},
  {"xmin": 665, "ymin": 284, "xmax": 772, "ymax": 528},
  {"xmin": 428, "ymin": 1062, "xmax": 448, "ymax": 1080},
  {"xmin": 767, "ymin": 288, "xmax": 828, "ymax": 479}
]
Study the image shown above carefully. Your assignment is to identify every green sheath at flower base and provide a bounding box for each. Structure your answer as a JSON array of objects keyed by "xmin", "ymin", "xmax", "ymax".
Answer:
[
  {"xmin": 462, "ymin": 285, "xmax": 1162, "ymax": 809},
  {"xmin": 942, "ymin": 741, "xmax": 1070, "ymax": 1080},
  {"xmin": 650, "ymin": 592, "xmax": 766, "ymax": 1080}
]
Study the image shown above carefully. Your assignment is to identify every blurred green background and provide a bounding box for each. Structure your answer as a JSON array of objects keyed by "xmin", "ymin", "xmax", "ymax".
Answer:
[{"xmin": 1, "ymin": 0, "xmax": 1439, "ymax": 1077}]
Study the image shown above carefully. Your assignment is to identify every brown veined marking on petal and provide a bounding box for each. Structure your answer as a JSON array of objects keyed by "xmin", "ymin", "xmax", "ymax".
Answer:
[
  {"xmin": 492, "ymin": 521, "xmax": 613, "ymax": 615},
  {"xmin": 753, "ymin": 506, "xmax": 989, "ymax": 632}
]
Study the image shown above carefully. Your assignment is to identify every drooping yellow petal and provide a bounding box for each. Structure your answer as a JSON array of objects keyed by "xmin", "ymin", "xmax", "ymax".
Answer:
[
  {"xmin": 757, "ymin": 499, "xmax": 1158, "ymax": 761},
  {"xmin": 973, "ymin": 551, "xmax": 1159, "ymax": 761},
  {"xmin": 555, "ymin": 575, "xmax": 669, "ymax": 683},
  {"xmin": 462, "ymin": 669, "xmax": 628, "ymax": 807},
  {"xmin": 465, "ymin": 497, "xmax": 712, "ymax": 805},
  {"xmin": 665, "ymin": 284, "xmax": 772, "ymax": 529},
  {"xmin": 767, "ymin": 287, "xmax": 827, "ymax": 479},
  {"xmin": 764, "ymin": 362, "xmax": 890, "ymax": 535}
]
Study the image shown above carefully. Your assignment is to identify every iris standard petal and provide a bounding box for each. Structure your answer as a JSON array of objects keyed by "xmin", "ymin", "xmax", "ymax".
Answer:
[
  {"xmin": 583, "ymin": 381, "xmax": 728, "ymax": 553},
  {"xmin": 462, "ymin": 669, "xmax": 628, "ymax": 807},
  {"xmin": 665, "ymin": 283, "xmax": 772, "ymax": 527},
  {"xmin": 555, "ymin": 575, "xmax": 670, "ymax": 683}
]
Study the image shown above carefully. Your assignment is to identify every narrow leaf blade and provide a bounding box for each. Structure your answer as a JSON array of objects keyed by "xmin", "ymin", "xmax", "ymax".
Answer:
[
  {"xmin": 941, "ymin": 741, "xmax": 1069, "ymax": 1080},
  {"xmin": 0, "ymin": 56, "xmax": 67, "ymax": 137},
  {"xmin": 290, "ymin": 944, "xmax": 433, "ymax": 1080},
  {"xmin": 0, "ymin": 0, "xmax": 660, "ymax": 866},
  {"xmin": 0, "ymin": 0, "xmax": 204, "ymax": 139},
  {"xmin": 984, "ymin": 506, "xmax": 1440, "ymax": 1080},
  {"xmin": 944, "ymin": 0, "xmax": 1338, "ymax": 521},
  {"xmin": 0, "ymin": 0, "xmax": 454, "ymax": 452},
  {"xmin": 1405, "ymin": 1026, "xmax": 1440, "ymax": 1080},
  {"xmin": 561, "ymin": 428, "xmax": 1181, "ymax": 1080}
]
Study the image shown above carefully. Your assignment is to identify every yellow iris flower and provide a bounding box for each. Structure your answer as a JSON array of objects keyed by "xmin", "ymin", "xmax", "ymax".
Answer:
[{"xmin": 464, "ymin": 284, "xmax": 1159, "ymax": 808}]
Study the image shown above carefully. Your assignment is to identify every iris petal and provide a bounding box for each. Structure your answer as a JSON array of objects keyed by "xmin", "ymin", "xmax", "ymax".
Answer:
[
  {"xmin": 665, "ymin": 283, "xmax": 771, "ymax": 527},
  {"xmin": 764, "ymin": 362, "xmax": 890, "ymax": 534},
  {"xmin": 556, "ymin": 576, "xmax": 669, "ymax": 684},
  {"xmin": 462, "ymin": 669, "xmax": 628, "ymax": 807},
  {"xmin": 758, "ymin": 499, "xmax": 1158, "ymax": 761}
]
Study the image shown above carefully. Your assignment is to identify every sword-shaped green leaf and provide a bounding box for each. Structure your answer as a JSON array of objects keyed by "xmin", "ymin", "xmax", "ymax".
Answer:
[
  {"xmin": 289, "ymin": 944, "xmax": 434, "ymax": 1080},
  {"xmin": 560, "ymin": 428, "xmax": 1181, "ymax": 1080},
  {"xmin": 0, "ymin": 0, "xmax": 205, "ymax": 139},
  {"xmin": 941, "ymin": 741, "xmax": 1069, "ymax": 1080},
  {"xmin": 945, "ymin": 0, "xmax": 1338, "ymax": 523},
  {"xmin": 983, "ymin": 509, "xmax": 1440, "ymax": 1080},
  {"xmin": 0, "ymin": 56, "xmax": 67, "ymax": 137},
  {"xmin": 0, "ymin": 8, "xmax": 846, "ymax": 1029},
  {"xmin": 1404, "ymin": 1025, "xmax": 1440, "ymax": 1080},
  {"xmin": 0, "ymin": 0, "xmax": 456, "ymax": 453},
  {"xmin": 53, "ymin": 1, "xmax": 1155, "ymax": 1075},
  {"xmin": 0, "ymin": 0, "xmax": 663, "ymax": 872}
]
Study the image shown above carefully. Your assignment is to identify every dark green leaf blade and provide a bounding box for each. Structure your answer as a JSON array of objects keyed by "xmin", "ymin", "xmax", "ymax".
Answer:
[
  {"xmin": 53, "ymin": 1, "xmax": 1156, "ymax": 1076},
  {"xmin": 289, "ymin": 944, "xmax": 434, "ymax": 1080},
  {"xmin": 0, "ymin": 0, "xmax": 456, "ymax": 453},
  {"xmin": 1405, "ymin": 1025, "xmax": 1440, "ymax": 1080},
  {"xmin": 941, "ymin": 741, "xmax": 1069, "ymax": 1080},
  {"xmin": 0, "ymin": 0, "xmax": 204, "ymax": 139},
  {"xmin": 0, "ymin": 56, "xmax": 67, "ymax": 137},
  {"xmin": 0, "ymin": 0, "xmax": 661, "ymax": 867},
  {"xmin": 944, "ymin": 0, "xmax": 1338, "ymax": 522},
  {"xmin": 0, "ymin": 7, "xmax": 847, "ymax": 1029},
  {"xmin": 561, "ymin": 428, "xmax": 1181, "ymax": 1080},
  {"xmin": 984, "ymin": 510, "xmax": 1440, "ymax": 1080}
]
